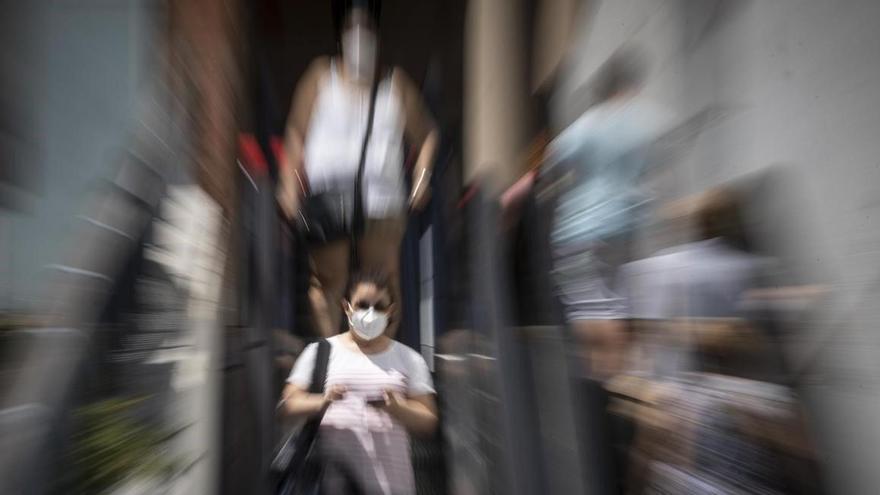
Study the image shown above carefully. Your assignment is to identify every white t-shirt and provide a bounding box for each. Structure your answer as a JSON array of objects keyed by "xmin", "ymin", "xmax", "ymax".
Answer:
[
  {"xmin": 288, "ymin": 335, "xmax": 435, "ymax": 398},
  {"xmin": 287, "ymin": 335, "xmax": 434, "ymax": 495},
  {"xmin": 303, "ymin": 61, "xmax": 407, "ymax": 219}
]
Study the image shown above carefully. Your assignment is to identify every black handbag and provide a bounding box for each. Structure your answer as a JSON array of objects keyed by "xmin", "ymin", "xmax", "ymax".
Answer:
[
  {"xmin": 298, "ymin": 71, "xmax": 383, "ymax": 245},
  {"xmin": 273, "ymin": 339, "xmax": 331, "ymax": 495}
]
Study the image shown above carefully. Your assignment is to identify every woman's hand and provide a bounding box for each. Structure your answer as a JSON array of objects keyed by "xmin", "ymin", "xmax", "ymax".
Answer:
[
  {"xmin": 376, "ymin": 390, "xmax": 438, "ymax": 436},
  {"xmin": 280, "ymin": 383, "xmax": 344, "ymax": 418},
  {"xmin": 380, "ymin": 389, "xmax": 405, "ymax": 414},
  {"xmin": 322, "ymin": 384, "xmax": 347, "ymax": 408}
]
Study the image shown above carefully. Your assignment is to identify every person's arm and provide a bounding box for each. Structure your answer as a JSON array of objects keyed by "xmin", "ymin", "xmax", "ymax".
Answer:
[
  {"xmin": 277, "ymin": 58, "xmax": 329, "ymax": 220},
  {"xmin": 395, "ymin": 68, "xmax": 439, "ymax": 212},
  {"xmin": 376, "ymin": 349, "xmax": 439, "ymax": 435},
  {"xmin": 379, "ymin": 391, "xmax": 438, "ymax": 436},
  {"xmin": 534, "ymin": 124, "xmax": 580, "ymax": 201},
  {"xmin": 278, "ymin": 341, "xmax": 344, "ymax": 418},
  {"xmin": 410, "ymin": 131, "xmax": 438, "ymax": 211},
  {"xmin": 279, "ymin": 382, "xmax": 346, "ymax": 418}
]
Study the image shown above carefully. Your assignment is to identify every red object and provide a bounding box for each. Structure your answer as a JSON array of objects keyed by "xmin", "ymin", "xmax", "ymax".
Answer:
[{"xmin": 238, "ymin": 133, "xmax": 268, "ymax": 176}]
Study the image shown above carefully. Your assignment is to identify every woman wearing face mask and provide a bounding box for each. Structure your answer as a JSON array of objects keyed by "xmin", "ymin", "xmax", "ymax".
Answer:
[
  {"xmin": 280, "ymin": 271, "xmax": 438, "ymax": 494},
  {"xmin": 277, "ymin": 0, "xmax": 438, "ymax": 338}
]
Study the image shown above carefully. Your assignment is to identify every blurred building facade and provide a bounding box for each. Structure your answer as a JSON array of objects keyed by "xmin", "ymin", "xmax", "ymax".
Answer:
[{"xmin": 2, "ymin": 0, "xmax": 880, "ymax": 494}]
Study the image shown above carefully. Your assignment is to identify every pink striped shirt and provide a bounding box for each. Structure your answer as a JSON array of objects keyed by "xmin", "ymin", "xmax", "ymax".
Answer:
[{"xmin": 288, "ymin": 336, "xmax": 434, "ymax": 494}]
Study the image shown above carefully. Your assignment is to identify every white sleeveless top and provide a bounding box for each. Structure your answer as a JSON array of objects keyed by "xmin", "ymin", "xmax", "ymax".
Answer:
[{"xmin": 303, "ymin": 61, "xmax": 407, "ymax": 219}]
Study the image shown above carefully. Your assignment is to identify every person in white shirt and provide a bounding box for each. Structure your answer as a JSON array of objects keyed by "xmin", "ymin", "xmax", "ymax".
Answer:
[
  {"xmin": 619, "ymin": 188, "xmax": 770, "ymax": 376},
  {"xmin": 280, "ymin": 271, "xmax": 437, "ymax": 495},
  {"xmin": 276, "ymin": 1, "xmax": 438, "ymax": 338}
]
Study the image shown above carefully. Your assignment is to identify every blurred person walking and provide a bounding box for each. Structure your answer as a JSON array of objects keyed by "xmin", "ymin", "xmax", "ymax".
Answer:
[
  {"xmin": 276, "ymin": 0, "xmax": 438, "ymax": 338},
  {"xmin": 279, "ymin": 271, "xmax": 438, "ymax": 495},
  {"xmin": 543, "ymin": 47, "xmax": 662, "ymax": 380},
  {"xmin": 619, "ymin": 188, "xmax": 773, "ymax": 377},
  {"xmin": 609, "ymin": 189, "xmax": 825, "ymax": 494}
]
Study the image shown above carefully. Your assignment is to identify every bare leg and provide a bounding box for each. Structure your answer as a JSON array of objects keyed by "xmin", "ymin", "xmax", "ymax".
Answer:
[
  {"xmin": 309, "ymin": 240, "xmax": 350, "ymax": 337},
  {"xmin": 359, "ymin": 216, "xmax": 406, "ymax": 338},
  {"xmin": 308, "ymin": 275, "xmax": 335, "ymax": 338}
]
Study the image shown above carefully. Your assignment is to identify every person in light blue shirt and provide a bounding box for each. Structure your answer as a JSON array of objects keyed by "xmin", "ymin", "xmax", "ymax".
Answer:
[
  {"xmin": 547, "ymin": 99, "xmax": 657, "ymax": 246},
  {"xmin": 543, "ymin": 47, "xmax": 661, "ymax": 379}
]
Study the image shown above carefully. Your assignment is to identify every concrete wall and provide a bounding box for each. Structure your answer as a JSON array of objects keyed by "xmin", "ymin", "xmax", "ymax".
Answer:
[
  {"xmin": 2, "ymin": 0, "xmax": 157, "ymax": 311},
  {"xmin": 555, "ymin": 1, "xmax": 880, "ymax": 492},
  {"xmin": 464, "ymin": 0, "xmax": 529, "ymax": 192}
]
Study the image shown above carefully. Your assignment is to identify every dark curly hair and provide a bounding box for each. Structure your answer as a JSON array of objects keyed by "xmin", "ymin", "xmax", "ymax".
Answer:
[{"xmin": 345, "ymin": 270, "xmax": 392, "ymax": 302}]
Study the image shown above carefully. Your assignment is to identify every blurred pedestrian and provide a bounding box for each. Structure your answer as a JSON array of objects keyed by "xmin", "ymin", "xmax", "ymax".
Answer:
[
  {"xmin": 279, "ymin": 271, "xmax": 437, "ymax": 494},
  {"xmin": 276, "ymin": 0, "xmax": 438, "ymax": 338},
  {"xmin": 543, "ymin": 47, "xmax": 661, "ymax": 379},
  {"xmin": 619, "ymin": 188, "xmax": 771, "ymax": 376}
]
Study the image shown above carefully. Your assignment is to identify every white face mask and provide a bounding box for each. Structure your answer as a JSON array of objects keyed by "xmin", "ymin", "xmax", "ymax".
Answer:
[
  {"xmin": 348, "ymin": 306, "xmax": 388, "ymax": 341},
  {"xmin": 341, "ymin": 25, "xmax": 377, "ymax": 83}
]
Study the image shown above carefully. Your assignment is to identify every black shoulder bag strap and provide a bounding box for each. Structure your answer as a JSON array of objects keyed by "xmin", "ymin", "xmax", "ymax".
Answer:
[
  {"xmin": 278, "ymin": 339, "xmax": 331, "ymax": 490},
  {"xmin": 301, "ymin": 338, "xmax": 331, "ymax": 435},
  {"xmin": 309, "ymin": 339, "xmax": 331, "ymax": 394},
  {"xmin": 350, "ymin": 69, "xmax": 386, "ymax": 271}
]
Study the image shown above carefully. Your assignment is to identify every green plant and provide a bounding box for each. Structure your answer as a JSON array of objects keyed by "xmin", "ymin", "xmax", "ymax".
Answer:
[{"xmin": 60, "ymin": 396, "xmax": 182, "ymax": 494}]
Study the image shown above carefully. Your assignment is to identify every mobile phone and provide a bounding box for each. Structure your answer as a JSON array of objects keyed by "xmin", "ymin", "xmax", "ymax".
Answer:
[{"xmin": 366, "ymin": 396, "xmax": 386, "ymax": 407}]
